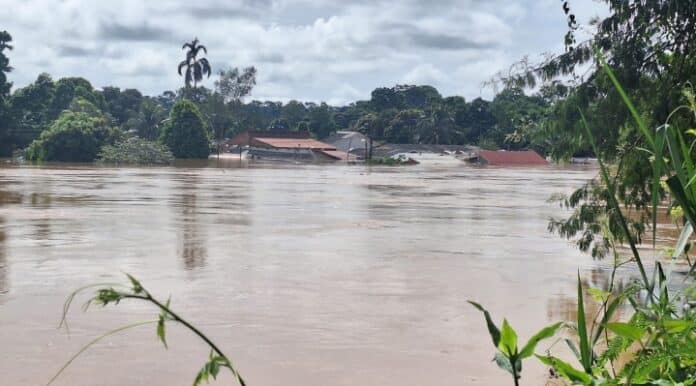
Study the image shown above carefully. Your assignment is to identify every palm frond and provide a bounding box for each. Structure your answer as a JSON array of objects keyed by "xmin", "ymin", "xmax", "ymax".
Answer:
[
  {"xmin": 199, "ymin": 58, "xmax": 211, "ymax": 77},
  {"xmin": 178, "ymin": 61, "xmax": 188, "ymax": 76}
]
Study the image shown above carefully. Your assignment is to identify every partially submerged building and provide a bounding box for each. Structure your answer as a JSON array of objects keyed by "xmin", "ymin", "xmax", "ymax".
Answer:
[
  {"xmin": 474, "ymin": 150, "xmax": 548, "ymax": 166},
  {"xmin": 224, "ymin": 130, "xmax": 349, "ymax": 162}
]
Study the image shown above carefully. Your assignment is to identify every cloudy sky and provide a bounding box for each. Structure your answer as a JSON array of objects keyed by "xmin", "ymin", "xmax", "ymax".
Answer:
[{"xmin": 1, "ymin": 0, "xmax": 607, "ymax": 105}]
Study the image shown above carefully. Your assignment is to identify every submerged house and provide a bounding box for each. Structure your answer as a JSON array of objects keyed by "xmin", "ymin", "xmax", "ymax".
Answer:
[
  {"xmin": 474, "ymin": 150, "xmax": 548, "ymax": 166},
  {"xmin": 225, "ymin": 130, "xmax": 349, "ymax": 162}
]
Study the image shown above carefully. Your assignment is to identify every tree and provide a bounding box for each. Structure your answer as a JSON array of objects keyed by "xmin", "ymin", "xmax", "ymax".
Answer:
[
  {"xmin": 160, "ymin": 100, "xmax": 210, "ymax": 159},
  {"xmin": 7, "ymin": 73, "xmax": 55, "ymax": 150},
  {"xmin": 25, "ymin": 99, "xmax": 122, "ymax": 162},
  {"xmin": 370, "ymin": 87, "xmax": 403, "ymax": 111},
  {"xmin": 178, "ymin": 38, "xmax": 211, "ymax": 90},
  {"xmin": 101, "ymin": 87, "xmax": 144, "ymax": 126},
  {"xmin": 281, "ymin": 100, "xmax": 307, "ymax": 130},
  {"xmin": 355, "ymin": 113, "xmax": 382, "ymax": 160},
  {"xmin": 0, "ymin": 31, "xmax": 13, "ymax": 155},
  {"xmin": 215, "ymin": 67, "xmax": 256, "ymax": 103},
  {"xmin": 126, "ymin": 98, "xmax": 167, "ymax": 140},
  {"xmin": 418, "ymin": 105, "xmax": 456, "ymax": 145},
  {"xmin": 504, "ymin": 0, "xmax": 696, "ymax": 160},
  {"xmin": 307, "ymin": 102, "xmax": 335, "ymax": 138},
  {"xmin": 384, "ymin": 109, "xmax": 423, "ymax": 143},
  {"xmin": 465, "ymin": 98, "xmax": 496, "ymax": 144},
  {"xmin": 50, "ymin": 77, "xmax": 102, "ymax": 119}
]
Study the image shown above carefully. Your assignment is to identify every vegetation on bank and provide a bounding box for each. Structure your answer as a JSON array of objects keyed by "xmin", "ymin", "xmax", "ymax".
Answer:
[
  {"xmin": 25, "ymin": 99, "xmax": 123, "ymax": 162},
  {"xmin": 366, "ymin": 155, "xmax": 417, "ymax": 166},
  {"xmin": 98, "ymin": 137, "xmax": 174, "ymax": 165}
]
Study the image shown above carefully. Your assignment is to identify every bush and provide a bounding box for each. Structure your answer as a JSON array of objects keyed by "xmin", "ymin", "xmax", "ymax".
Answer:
[
  {"xmin": 25, "ymin": 110, "xmax": 122, "ymax": 162},
  {"xmin": 366, "ymin": 154, "xmax": 417, "ymax": 166},
  {"xmin": 98, "ymin": 137, "xmax": 174, "ymax": 165},
  {"xmin": 159, "ymin": 100, "xmax": 210, "ymax": 159}
]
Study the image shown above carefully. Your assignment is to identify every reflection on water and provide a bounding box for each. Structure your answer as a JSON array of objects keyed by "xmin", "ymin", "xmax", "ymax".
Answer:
[
  {"xmin": 173, "ymin": 175, "xmax": 208, "ymax": 270},
  {"xmin": 0, "ymin": 162, "xmax": 605, "ymax": 386},
  {"xmin": 547, "ymin": 266, "xmax": 629, "ymax": 323},
  {"xmin": 0, "ymin": 215, "xmax": 7, "ymax": 297}
]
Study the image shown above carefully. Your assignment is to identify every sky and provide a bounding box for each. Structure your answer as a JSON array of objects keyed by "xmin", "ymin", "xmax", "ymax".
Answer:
[{"xmin": 0, "ymin": 0, "xmax": 608, "ymax": 105}]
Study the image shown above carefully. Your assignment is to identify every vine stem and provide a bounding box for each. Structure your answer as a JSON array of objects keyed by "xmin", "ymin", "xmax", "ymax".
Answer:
[{"xmin": 123, "ymin": 293, "xmax": 245, "ymax": 383}]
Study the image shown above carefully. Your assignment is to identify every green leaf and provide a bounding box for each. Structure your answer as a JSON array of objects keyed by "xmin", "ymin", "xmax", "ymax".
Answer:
[
  {"xmin": 125, "ymin": 273, "xmax": 144, "ymax": 294},
  {"xmin": 673, "ymin": 222, "xmax": 694, "ymax": 259},
  {"xmin": 663, "ymin": 319, "xmax": 691, "ymax": 334},
  {"xmin": 588, "ymin": 288, "xmax": 610, "ymax": 302},
  {"xmin": 605, "ymin": 322, "xmax": 645, "ymax": 341},
  {"xmin": 493, "ymin": 352, "xmax": 514, "ymax": 375},
  {"xmin": 565, "ymin": 338, "xmax": 581, "ymax": 361},
  {"xmin": 498, "ymin": 319, "xmax": 518, "ymax": 357},
  {"xmin": 536, "ymin": 355, "xmax": 592, "ymax": 385},
  {"xmin": 519, "ymin": 322, "xmax": 563, "ymax": 359},
  {"xmin": 468, "ymin": 301, "xmax": 501, "ymax": 347},
  {"xmin": 667, "ymin": 175, "xmax": 696, "ymax": 235},
  {"xmin": 157, "ymin": 315, "xmax": 167, "ymax": 349},
  {"xmin": 576, "ymin": 274, "xmax": 592, "ymax": 373},
  {"xmin": 651, "ymin": 127, "xmax": 667, "ymax": 246}
]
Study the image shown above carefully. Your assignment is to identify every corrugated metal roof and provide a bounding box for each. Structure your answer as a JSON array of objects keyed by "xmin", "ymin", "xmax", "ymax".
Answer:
[
  {"xmin": 478, "ymin": 150, "xmax": 548, "ymax": 166},
  {"xmin": 253, "ymin": 137, "xmax": 337, "ymax": 150}
]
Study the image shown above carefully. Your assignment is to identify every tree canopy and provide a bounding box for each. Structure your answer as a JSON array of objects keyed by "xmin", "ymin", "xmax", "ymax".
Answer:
[{"xmin": 160, "ymin": 100, "xmax": 210, "ymax": 159}]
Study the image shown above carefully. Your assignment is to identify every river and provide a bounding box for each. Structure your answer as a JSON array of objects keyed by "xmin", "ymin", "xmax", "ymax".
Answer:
[{"xmin": 0, "ymin": 161, "xmax": 599, "ymax": 385}]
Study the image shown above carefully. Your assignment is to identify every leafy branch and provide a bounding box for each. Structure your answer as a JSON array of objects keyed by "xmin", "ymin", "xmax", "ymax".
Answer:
[{"xmin": 50, "ymin": 273, "xmax": 245, "ymax": 386}]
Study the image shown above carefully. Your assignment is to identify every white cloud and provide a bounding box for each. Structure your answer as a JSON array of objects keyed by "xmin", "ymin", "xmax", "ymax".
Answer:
[{"xmin": 1, "ymin": 0, "xmax": 609, "ymax": 104}]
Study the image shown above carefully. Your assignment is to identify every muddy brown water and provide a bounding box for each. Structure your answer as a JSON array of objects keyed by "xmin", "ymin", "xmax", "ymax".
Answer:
[{"xmin": 0, "ymin": 161, "xmax": 606, "ymax": 385}]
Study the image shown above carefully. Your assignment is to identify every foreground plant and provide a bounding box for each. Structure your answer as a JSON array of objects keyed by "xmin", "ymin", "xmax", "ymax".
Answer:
[
  {"xmin": 470, "ymin": 55, "xmax": 696, "ymax": 385},
  {"xmin": 468, "ymin": 301, "xmax": 562, "ymax": 386},
  {"xmin": 50, "ymin": 274, "xmax": 245, "ymax": 386}
]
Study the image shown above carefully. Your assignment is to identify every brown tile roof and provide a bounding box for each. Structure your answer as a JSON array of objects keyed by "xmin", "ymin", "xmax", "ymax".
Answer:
[
  {"xmin": 478, "ymin": 150, "xmax": 548, "ymax": 166},
  {"xmin": 253, "ymin": 137, "xmax": 336, "ymax": 150},
  {"xmin": 319, "ymin": 149, "xmax": 350, "ymax": 160}
]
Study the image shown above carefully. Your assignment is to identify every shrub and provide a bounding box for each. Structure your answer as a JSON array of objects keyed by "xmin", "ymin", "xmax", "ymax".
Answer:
[
  {"xmin": 25, "ymin": 110, "xmax": 122, "ymax": 162},
  {"xmin": 159, "ymin": 100, "xmax": 210, "ymax": 159},
  {"xmin": 98, "ymin": 137, "xmax": 174, "ymax": 165}
]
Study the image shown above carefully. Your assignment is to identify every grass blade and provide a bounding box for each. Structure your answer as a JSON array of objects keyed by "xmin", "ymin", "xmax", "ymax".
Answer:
[
  {"xmin": 576, "ymin": 274, "xmax": 592, "ymax": 373},
  {"xmin": 47, "ymin": 320, "xmax": 157, "ymax": 385},
  {"xmin": 468, "ymin": 301, "xmax": 501, "ymax": 347}
]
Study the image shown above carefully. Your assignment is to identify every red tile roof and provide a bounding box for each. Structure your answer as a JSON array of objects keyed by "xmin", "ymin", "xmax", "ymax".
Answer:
[
  {"xmin": 252, "ymin": 137, "xmax": 337, "ymax": 150},
  {"xmin": 478, "ymin": 150, "xmax": 548, "ymax": 166}
]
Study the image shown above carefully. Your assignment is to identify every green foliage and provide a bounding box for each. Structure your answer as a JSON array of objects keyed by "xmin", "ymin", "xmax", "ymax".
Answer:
[
  {"xmin": 366, "ymin": 154, "xmax": 414, "ymax": 166},
  {"xmin": 98, "ymin": 136, "xmax": 174, "ymax": 165},
  {"xmin": 0, "ymin": 30, "xmax": 13, "ymax": 156},
  {"xmin": 160, "ymin": 100, "xmax": 210, "ymax": 159},
  {"xmin": 468, "ymin": 301, "xmax": 562, "ymax": 386},
  {"xmin": 54, "ymin": 274, "xmax": 245, "ymax": 386},
  {"xmin": 214, "ymin": 66, "xmax": 256, "ymax": 103},
  {"xmin": 471, "ymin": 58, "xmax": 696, "ymax": 385},
  {"xmin": 24, "ymin": 101, "xmax": 123, "ymax": 162}
]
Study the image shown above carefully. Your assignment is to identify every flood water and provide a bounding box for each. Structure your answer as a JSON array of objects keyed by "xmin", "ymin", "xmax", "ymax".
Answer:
[{"xmin": 0, "ymin": 161, "xmax": 601, "ymax": 385}]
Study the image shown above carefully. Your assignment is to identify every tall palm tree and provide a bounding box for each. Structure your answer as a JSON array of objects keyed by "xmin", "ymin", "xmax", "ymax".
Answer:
[{"xmin": 178, "ymin": 38, "xmax": 211, "ymax": 89}]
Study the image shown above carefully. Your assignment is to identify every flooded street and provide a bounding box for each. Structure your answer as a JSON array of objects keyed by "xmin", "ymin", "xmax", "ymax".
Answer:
[{"xmin": 0, "ymin": 162, "xmax": 599, "ymax": 385}]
